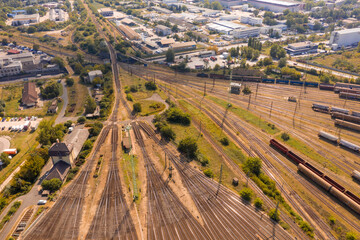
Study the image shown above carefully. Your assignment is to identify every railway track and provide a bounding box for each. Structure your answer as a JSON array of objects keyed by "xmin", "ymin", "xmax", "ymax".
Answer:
[
  {"xmin": 137, "ymin": 121, "xmax": 296, "ymax": 240},
  {"xmin": 22, "ymin": 126, "xmax": 110, "ymax": 240},
  {"xmin": 86, "ymin": 125, "xmax": 138, "ymax": 240},
  {"xmin": 132, "ymin": 122, "xmax": 211, "ymax": 240}
]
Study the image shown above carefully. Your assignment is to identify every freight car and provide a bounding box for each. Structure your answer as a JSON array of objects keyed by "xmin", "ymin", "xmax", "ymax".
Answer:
[
  {"xmin": 335, "ymin": 88, "xmax": 360, "ymax": 94},
  {"xmin": 335, "ymin": 119, "xmax": 360, "ymax": 132},
  {"xmin": 209, "ymin": 73, "xmax": 225, "ymax": 79},
  {"xmin": 319, "ymin": 83, "xmax": 335, "ymax": 91},
  {"xmin": 335, "ymin": 82, "xmax": 360, "ymax": 90},
  {"xmin": 290, "ymin": 80, "xmax": 304, "ymax": 86},
  {"xmin": 352, "ymin": 170, "xmax": 360, "ymax": 181},
  {"xmin": 312, "ymin": 103, "xmax": 330, "ymax": 113},
  {"xmin": 304, "ymin": 82, "xmax": 319, "ymax": 87},
  {"xmin": 276, "ymin": 79, "xmax": 289, "ymax": 85},
  {"xmin": 262, "ymin": 78, "xmax": 275, "ymax": 83},
  {"xmin": 318, "ymin": 131, "xmax": 338, "ymax": 143},
  {"xmin": 339, "ymin": 139, "xmax": 360, "ymax": 152},
  {"xmin": 196, "ymin": 73, "xmax": 209, "ymax": 78},
  {"xmin": 331, "ymin": 112, "xmax": 360, "ymax": 124},
  {"xmin": 352, "ymin": 111, "xmax": 360, "ymax": 117},
  {"xmin": 270, "ymin": 139, "xmax": 360, "ymax": 215},
  {"xmin": 339, "ymin": 92, "xmax": 360, "ymax": 101}
]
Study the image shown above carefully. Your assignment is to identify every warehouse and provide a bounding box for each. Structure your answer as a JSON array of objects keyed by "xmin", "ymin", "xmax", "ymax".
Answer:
[
  {"xmin": 170, "ymin": 41, "xmax": 196, "ymax": 52},
  {"xmin": 240, "ymin": 16, "xmax": 263, "ymax": 25},
  {"xmin": 11, "ymin": 13, "xmax": 39, "ymax": 26},
  {"xmin": 233, "ymin": 27, "xmax": 260, "ymax": 39},
  {"xmin": 284, "ymin": 41, "xmax": 318, "ymax": 55},
  {"xmin": 98, "ymin": 8, "xmax": 114, "ymax": 17},
  {"xmin": 329, "ymin": 28, "xmax": 360, "ymax": 49},
  {"xmin": 206, "ymin": 21, "xmax": 245, "ymax": 35},
  {"xmin": 248, "ymin": 0, "xmax": 303, "ymax": 12}
]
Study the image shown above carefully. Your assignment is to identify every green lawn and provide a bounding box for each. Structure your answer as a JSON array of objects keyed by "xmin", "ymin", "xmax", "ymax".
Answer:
[
  {"xmin": 206, "ymin": 95, "xmax": 280, "ymax": 135},
  {"xmin": 136, "ymin": 100, "xmax": 165, "ymax": 116}
]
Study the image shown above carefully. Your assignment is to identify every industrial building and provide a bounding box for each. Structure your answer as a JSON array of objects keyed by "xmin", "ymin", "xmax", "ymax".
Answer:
[
  {"xmin": 11, "ymin": 13, "xmax": 39, "ymax": 26},
  {"xmin": 209, "ymin": 0, "xmax": 243, "ymax": 7},
  {"xmin": 206, "ymin": 21, "xmax": 245, "ymax": 35},
  {"xmin": 98, "ymin": 8, "xmax": 114, "ymax": 17},
  {"xmin": 0, "ymin": 60, "xmax": 22, "ymax": 78},
  {"xmin": 116, "ymin": 23, "xmax": 140, "ymax": 40},
  {"xmin": 0, "ymin": 52, "xmax": 35, "ymax": 69},
  {"xmin": 155, "ymin": 25, "xmax": 172, "ymax": 36},
  {"xmin": 170, "ymin": 41, "xmax": 196, "ymax": 51},
  {"xmin": 88, "ymin": 70, "xmax": 103, "ymax": 83},
  {"xmin": 233, "ymin": 27, "xmax": 260, "ymax": 38},
  {"xmin": 329, "ymin": 28, "xmax": 360, "ymax": 49},
  {"xmin": 49, "ymin": 9, "xmax": 66, "ymax": 22},
  {"xmin": 240, "ymin": 16, "xmax": 263, "ymax": 25},
  {"xmin": 248, "ymin": 0, "xmax": 303, "ymax": 12},
  {"xmin": 284, "ymin": 41, "xmax": 318, "ymax": 55}
]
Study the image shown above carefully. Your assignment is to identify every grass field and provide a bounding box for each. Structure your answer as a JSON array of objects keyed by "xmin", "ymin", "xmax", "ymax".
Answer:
[
  {"xmin": 136, "ymin": 100, "xmax": 165, "ymax": 116},
  {"xmin": 311, "ymin": 51, "xmax": 360, "ymax": 74},
  {"xmin": 206, "ymin": 95, "xmax": 280, "ymax": 135},
  {"xmin": 65, "ymin": 77, "xmax": 88, "ymax": 117}
]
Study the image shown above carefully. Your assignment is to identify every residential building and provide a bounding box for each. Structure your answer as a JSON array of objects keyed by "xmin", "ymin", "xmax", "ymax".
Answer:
[
  {"xmin": 240, "ymin": 16, "xmax": 263, "ymax": 25},
  {"xmin": 170, "ymin": 41, "xmax": 196, "ymax": 51},
  {"xmin": 284, "ymin": 41, "xmax": 318, "ymax": 55},
  {"xmin": 49, "ymin": 9, "xmax": 66, "ymax": 22},
  {"xmin": 155, "ymin": 25, "xmax": 172, "ymax": 36},
  {"xmin": 329, "ymin": 28, "xmax": 360, "ymax": 48},
  {"xmin": 98, "ymin": 8, "xmax": 114, "ymax": 17},
  {"xmin": 47, "ymin": 100, "xmax": 58, "ymax": 114},
  {"xmin": 48, "ymin": 141, "xmax": 75, "ymax": 166},
  {"xmin": 21, "ymin": 82, "xmax": 38, "ymax": 107},
  {"xmin": 12, "ymin": 13, "xmax": 39, "ymax": 26},
  {"xmin": 88, "ymin": 70, "xmax": 103, "ymax": 83},
  {"xmin": 233, "ymin": 27, "xmax": 260, "ymax": 38},
  {"xmin": 248, "ymin": 0, "xmax": 303, "ymax": 12}
]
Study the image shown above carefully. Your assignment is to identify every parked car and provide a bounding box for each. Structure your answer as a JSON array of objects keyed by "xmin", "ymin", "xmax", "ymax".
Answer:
[{"xmin": 38, "ymin": 200, "xmax": 47, "ymax": 205}]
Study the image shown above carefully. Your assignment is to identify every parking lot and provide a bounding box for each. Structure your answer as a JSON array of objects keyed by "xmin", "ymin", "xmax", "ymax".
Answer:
[{"xmin": 0, "ymin": 117, "xmax": 42, "ymax": 132}]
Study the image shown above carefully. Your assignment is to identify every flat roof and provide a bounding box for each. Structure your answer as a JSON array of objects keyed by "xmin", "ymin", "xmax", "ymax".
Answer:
[
  {"xmin": 99, "ymin": 8, "xmax": 113, "ymax": 12},
  {"xmin": 207, "ymin": 23, "xmax": 233, "ymax": 32},
  {"xmin": 250, "ymin": 0, "xmax": 300, "ymax": 7},
  {"xmin": 334, "ymin": 27, "xmax": 360, "ymax": 34},
  {"xmin": 171, "ymin": 41, "xmax": 196, "ymax": 48},
  {"xmin": 13, "ymin": 13, "xmax": 39, "ymax": 20}
]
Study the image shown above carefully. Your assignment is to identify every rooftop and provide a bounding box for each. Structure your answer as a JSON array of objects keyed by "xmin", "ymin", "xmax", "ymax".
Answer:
[
  {"xmin": 333, "ymin": 27, "xmax": 360, "ymax": 34},
  {"xmin": 49, "ymin": 142, "xmax": 73, "ymax": 157},
  {"xmin": 250, "ymin": 0, "xmax": 300, "ymax": 7},
  {"xmin": 22, "ymin": 82, "xmax": 37, "ymax": 106},
  {"xmin": 13, "ymin": 13, "xmax": 39, "ymax": 20},
  {"xmin": 88, "ymin": 70, "xmax": 103, "ymax": 77}
]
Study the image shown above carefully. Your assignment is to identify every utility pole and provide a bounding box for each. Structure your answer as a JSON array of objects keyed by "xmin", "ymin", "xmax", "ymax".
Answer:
[
  {"xmin": 204, "ymin": 82, "xmax": 207, "ymax": 96},
  {"xmin": 292, "ymin": 102, "xmax": 298, "ymax": 128},
  {"xmin": 255, "ymin": 83, "xmax": 259, "ymax": 100},
  {"xmin": 269, "ymin": 101, "xmax": 273, "ymax": 118},
  {"xmin": 164, "ymin": 152, "xmax": 167, "ymax": 170},
  {"xmin": 212, "ymin": 77, "xmax": 215, "ymax": 92},
  {"xmin": 216, "ymin": 164, "xmax": 223, "ymax": 197},
  {"xmin": 247, "ymin": 94, "xmax": 252, "ymax": 110}
]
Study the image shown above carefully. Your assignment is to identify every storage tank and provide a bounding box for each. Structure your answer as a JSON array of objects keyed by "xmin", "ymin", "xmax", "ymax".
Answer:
[
  {"xmin": 318, "ymin": 131, "xmax": 338, "ymax": 143},
  {"xmin": 2, "ymin": 149, "xmax": 17, "ymax": 155},
  {"xmin": 329, "ymin": 186, "xmax": 360, "ymax": 214},
  {"xmin": 298, "ymin": 164, "xmax": 332, "ymax": 191},
  {"xmin": 352, "ymin": 170, "xmax": 360, "ymax": 181},
  {"xmin": 339, "ymin": 139, "xmax": 360, "ymax": 152}
]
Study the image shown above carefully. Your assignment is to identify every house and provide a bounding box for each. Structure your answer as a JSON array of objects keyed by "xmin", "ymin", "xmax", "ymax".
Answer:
[
  {"xmin": 155, "ymin": 25, "xmax": 172, "ymax": 36},
  {"xmin": 88, "ymin": 70, "xmax": 103, "ymax": 83},
  {"xmin": 47, "ymin": 100, "xmax": 58, "ymax": 114},
  {"xmin": 21, "ymin": 82, "xmax": 38, "ymax": 107},
  {"xmin": 48, "ymin": 141, "xmax": 75, "ymax": 166},
  {"xmin": 44, "ymin": 160, "xmax": 70, "ymax": 182}
]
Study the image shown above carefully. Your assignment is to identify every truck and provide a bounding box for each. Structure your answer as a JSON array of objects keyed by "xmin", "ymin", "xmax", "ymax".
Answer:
[
  {"xmin": 23, "ymin": 121, "xmax": 31, "ymax": 130},
  {"xmin": 31, "ymin": 122, "xmax": 39, "ymax": 131},
  {"xmin": 3, "ymin": 149, "xmax": 17, "ymax": 155}
]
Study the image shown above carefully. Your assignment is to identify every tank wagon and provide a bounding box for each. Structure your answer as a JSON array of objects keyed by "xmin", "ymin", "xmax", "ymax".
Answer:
[
  {"xmin": 270, "ymin": 139, "xmax": 360, "ymax": 214},
  {"xmin": 331, "ymin": 112, "xmax": 360, "ymax": 124},
  {"xmin": 335, "ymin": 82, "xmax": 360, "ymax": 90},
  {"xmin": 312, "ymin": 103, "xmax": 330, "ymax": 113},
  {"xmin": 352, "ymin": 170, "xmax": 360, "ymax": 181},
  {"xmin": 318, "ymin": 130, "xmax": 359, "ymax": 152},
  {"xmin": 339, "ymin": 92, "xmax": 360, "ymax": 101},
  {"xmin": 339, "ymin": 139, "xmax": 360, "ymax": 152},
  {"xmin": 318, "ymin": 131, "xmax": 338, "ymax": 143},
  {"xmin": 335, "ymin": 119, "xmax": 360, "ymax": 132}
]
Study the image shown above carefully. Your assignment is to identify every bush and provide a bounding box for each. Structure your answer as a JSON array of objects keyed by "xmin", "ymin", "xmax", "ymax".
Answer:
[
  {"xmin": 220, "ymin": 137, "xmax": 229, "ymax": 146},
  {"xmin": 41, "ymin": 178, "xmax": 62, "ymax": 192},
  {"xmin": 126, "ymin": 94, "xmax": 133, "ymax": 101},
  {"xmin": 66, "ymin": 78, "xmax": 74, "ymax": 86},
  {"xmin": 64, "ymin": 120, "xmax": 73, "ymax": 128},
  {"xmin": 281, "ymin": 132, "xmax": 290, "ymax": 141},
  {"xmin": 40, "ymin": 82, "xmax": 60, "ymax": 99},
  {"xmin": 133, "ymin": 103, "xmax": 142, "ymax": 113},
  {"xmin": 203, "ymin": 169, "xmax": 214, "ymax": 178},
  {"xmin": 242, "ymin": 86, "xmax": 252, "ymax": 95},
  {"xmin": 243, "ymin": 157, "xmax": 262, "ymax": 176},
  {"xmin": 130, "ymin": 85, "xmax": 138, "ymax": 92},
  {"xmin": 166, "ymin": 108, "xmax": 191, "ymax": 125},
  {"xmin": 299, "ymin": 221, "xmax": 314, "ymax": 238},
  {"xmin": 178, "ymin": 137, "xmax": 198, "ymax": 159},
  {"xmin": 254, "ymin": 197, "xmax": 263, "ymax": 209},
  {"xmin": 240, "ymin": 187, "xmax": 253, "ymax": 201},
  {"xmin": 268, "ymin": 208, "xmax": 280, "ymax": 222},
  {"xmin": 77, "ymin": 116, "xmax": 86, "ymax": 124},
  {"xmin": 145, "ymin": 81, "xmax": 157, "ymax": 90},
  {"xmin": 160, "ymin": 126, "xmax": 176, "ymax": 141},
  {"xmin": 346, "ymin": 232, "xmax": 358, "ymax": 240}
]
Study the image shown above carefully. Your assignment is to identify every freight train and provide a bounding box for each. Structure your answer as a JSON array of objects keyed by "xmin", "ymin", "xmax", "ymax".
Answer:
[
  {"xmin": 331, "ymin": 112, "xmax": 360, "ymax": 124},
  {"xmin": 311, "ymin": 104, "xmax": 350, "ymax": 114},
  {"xmin": 318, "ymin": 131, "xmax": 360, "ymax": 152},
  {"xmin": 353, "ymin": 170, "xmax": 360, "ymax": 181},
  {"xmin": 339, "ymin": 92, "xmax": 360, "ymax": 101},
  {"xmin": 335, "ymin": 119, "xmax": 360, "ymax": 132},
  {"xmin": 270, "ymin": 139, "xmax": 360, "ymax": 215}
]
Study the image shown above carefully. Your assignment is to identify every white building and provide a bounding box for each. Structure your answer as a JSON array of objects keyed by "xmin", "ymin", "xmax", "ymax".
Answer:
[
  {"xmin": 88, "ymin": 70, "xmax": 103, "ymax": 83},
  {"xmin": 233, "ymin": 27, "xmax": 260, "ymax": 38},
  {"xmin": 329, "ymin": 28, "xmax": 360, "ymax": 48},
  {"xmin": 248, "ymin": 0, "xmax": 303, "ymax": 12},
  {"xmin": 240, "ymin": 16, "xmax": 263, "ymax": 25},
  {"xmin": 98, "ymin": 8, "xmax": 114, "ymax": 17},
  {"xmin": 207, "ymin": 21, "xmax": 245, "ymax": 35},
  {"xmin": 1, "ymin": 52, "xmax": 35, "ymax": 69},
  {"xmin": 0, "ymin": 60, "xmax": 22, "ymax": 78},
  {"xmin": 12, "ymin": 13, "xmax": 39, "ymax": 26},
  {"xmin": 49, "ymin": 9, "xmax": 66, "ymax": 22},
  {"xmin": 155, "ymin": 25, "xmax": 172, "ymax": 36}
]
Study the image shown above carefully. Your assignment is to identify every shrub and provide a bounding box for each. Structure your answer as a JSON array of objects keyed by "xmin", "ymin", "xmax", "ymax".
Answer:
[
  {"xmin": 268, "ymin": 208, "xmax": 280, "ymax": 222},
  {"xmin": 77, "ymin": 116, "xmax": 86, "ymax": 124},
  {"xmin": 220, "ymin": 137, "xmax": 229, "ymax": 146},
  {"xmin": 254, "ymin": 197, "xmax": 263, "ymax": 209},
  {"xmin": 130, "ymin": 85, "xmax": 138, "ymax": 92},
  {"xmin": 240, "ymin": 187, "xmax": 253, "ymax": 201},
  {"xmin": 178, "ymin": 137, "xmax": 198, "ymax": 159},
  {"xmin": 166, "ymin": 108, "xmax": 191, "ymax": 125},
  {"xmin": 145, "ymin": 81, "xmax": 157, "ymax": 90},
  {"xmin": 281, "ymin": 132, "xmax": 290, "ymax": 141},
  {"xmin": 299, "ymin": 221, "xmax": 314, "ymax": 238},
  {"xmin": 346, "ymin": 232, "xmax": 357, "ymax": 240},
  {"xmin": 160, "ymin": 126, "xmax": 176, "ymax": 141},
  {"xmin": 242, "ymin": 86, "xmax": 252, "ymax": 95},
  {"xmin": 133, "ymin": 103, "xmax": 142, "ymax": 113},
  {"xmin": 328, "ymin": 216, "xmax": 336, "ymax": 225},
  {"xmin": 66, "ymin": 78, "xmax": 74, "ymax": 86},
  {"xmin": 242, "ymin": 157, "xmax": 262, "ymax": 176},
  {"xmin": 41, "ymin": 178, "xmax": 62, "ymax": 192},
  {"xmin": 64, "ymin": 120, "xmax": 73, "ymax": 128},
  {"xmin": 126, "ymin": 94, "xmax": 133, "ymax": 101},
  {"xmin": 203, "ymin": 169, "xmax": 214, "ymax": 178}
]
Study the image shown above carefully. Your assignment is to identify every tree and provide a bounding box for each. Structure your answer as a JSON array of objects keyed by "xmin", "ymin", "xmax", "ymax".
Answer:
[
  {"xmin": 243, "ymin": 157, "xmax": 262, "ymax": 176},
  {"xmin": 27, "ymin": 26, "xmax": 36, "ymax": 34},
  {"xmin": 240, "ymin": 187, "xmax": 253, "ymax": 201},
  {"xmin": 263, "ymin": 57, "xmax": 273, "ymax": 66},
  {"xmin": 36, "ymin": 120, "xmax": 66, "ymax": 146},
  {"xmin": 33, "ymin": 44, "xmax": 40, "ymax": 51},
  {"xmin": 133, "ymin": 102, "xmax": 142, "ymax": 113},
  {"xmin": 254, "ymin": 198, "xmax": 263, "ymax": 209},
  {"xmin": 178, "ymin": 137, "xmax": 198, "ymax": 159},
  {"xmin": 51, "ymin": 57, "xmax": 65, "ymax": 69},
  {"xmin": 166, "ymin": 107, "xmax": 190, "ymax": 125},
  {"xmin": 26, "ymin": 7, "xmax": 37, "ymax": 14},
  {"xmin": 18, "ymin": 155, "xmax": 45, "ymax": 183},
  {"xmin": 2, "ymin": 38, "xmax": 8, "ymax": 46},
  {"xmin": 211, "ymin": 1, "xmax": 222, "ymax": 10},
  {"xmin": 77, "ymin": 116, "xmax": 86, "ymax": 124},
  {"xmin": 41, "ymin": 178, "xmax": 62, "ymax": 192},
  {"xmin": 0, "ymin": 153, "xmax": 10, "ymax": 167},
  {"xmin": 220, "ymin": 137, "xmax": 229, "ymax": 146},
  {"xmin": 166, "ymin": 48, "xmax": 175, "ymax": 63},
  {"xmin": 145, "ymin": 81, "xmax": 157, "ymax": 90},
  {"xmin": 278, "ymin": 57, "xmax": 287, "ymax": 68},
  {"xmin": 85, "ymin": 97, "xmax": 97, "ymax": 114},
  {"xmin": 213, "ymin": 64, "xmax": 220, "ymax": 71},
  {"xmin": 242, "ymin": 86, "xmax": 252, "ymax": 95},
  {"xmin": 171, "ymin": 25, "xmax": 179, "ymax": 33},
  {"xmin": 41, "ymin": 82, "xmax": 60, "ymax": 99},
  {"xmin": 268, "ymin": 208, "xmax": 280, "ymax": 222},
  {"xmin": 66, "ymin": 78, "xmax": 74, "ymax": 86},
  {"xmin": 281, "ymin": 132, "xmax": 290, "ymax": 141},
  {"xmin": 160, "ymin": 126, "xmax": 176, "ymax": 141},
  {"xmin": 203, "ymin": 169, "xmax": 214, "ymax": 178}
]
